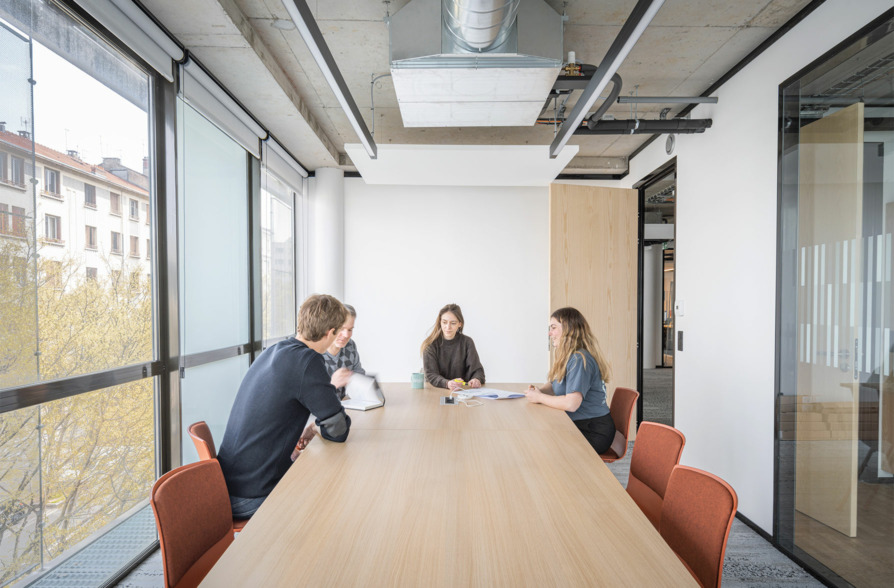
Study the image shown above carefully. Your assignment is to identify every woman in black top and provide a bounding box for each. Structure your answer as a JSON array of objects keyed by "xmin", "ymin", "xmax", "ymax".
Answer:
[{"xmin": 420, "ymin": 303, "xmax": 485, "ymax": 390}]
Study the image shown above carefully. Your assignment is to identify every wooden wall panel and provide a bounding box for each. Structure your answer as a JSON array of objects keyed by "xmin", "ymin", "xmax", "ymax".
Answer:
[{"xmin": 549, "ymin": 184, "xmax": 638, "ymax": 435}]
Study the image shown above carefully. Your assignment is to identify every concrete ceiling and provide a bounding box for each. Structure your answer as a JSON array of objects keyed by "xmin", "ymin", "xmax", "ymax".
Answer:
[{"xmin": 139, "ymin": 0, "xmax": 814, "ymax": 175}]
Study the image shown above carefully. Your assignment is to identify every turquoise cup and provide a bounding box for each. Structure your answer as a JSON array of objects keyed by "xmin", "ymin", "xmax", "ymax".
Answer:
[{"xmin": 410, "ymin": 372, "xmax": 424, "ymax": 389}]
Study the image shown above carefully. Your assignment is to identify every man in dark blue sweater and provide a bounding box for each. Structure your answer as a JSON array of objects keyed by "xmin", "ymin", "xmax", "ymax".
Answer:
[{"xmin": 218, "ymin": 294, "xmax": 351, "ymax": 518}]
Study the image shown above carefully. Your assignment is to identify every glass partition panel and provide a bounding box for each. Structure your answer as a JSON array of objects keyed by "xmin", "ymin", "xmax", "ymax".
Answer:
[
  {"xmin": 777, "ymin": 13, "xmax": 894, "ymax": 587},
  {"xmin": 177, "ymin": 99, "xmax": 250, "ymax": 355},
  {"xmin": 261, "ymin": 167, "xmax": 296, "ymax": 342},
  {"xmin": 181, "ymin": 354, "xmax": 249, "ymax": 465},
  {"xmin": 0, "ymin": 379, "xmax": 156, "ymax": 586}
]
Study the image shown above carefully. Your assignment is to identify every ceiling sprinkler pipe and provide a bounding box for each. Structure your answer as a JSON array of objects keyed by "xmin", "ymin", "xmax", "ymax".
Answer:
[
  {"xmin": 580, "ymin": 118, "xmax": 713, "ymax": 134},
  {"xmin": 443, "ymin": 0, "xmax": 520, "ymax": 51}
]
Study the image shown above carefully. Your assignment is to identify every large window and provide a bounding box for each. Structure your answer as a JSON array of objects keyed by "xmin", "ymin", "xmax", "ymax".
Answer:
[
  {"xmin": 0, "ymin": 1, "xmax": 156, "ymax": 584},
  {"xmin": 776, "ymin": 12, "xmax": 894, "ymax": 587},
  {"xmin": 261, "ymin": 165, "xmax": 297, "ymax": 343}
]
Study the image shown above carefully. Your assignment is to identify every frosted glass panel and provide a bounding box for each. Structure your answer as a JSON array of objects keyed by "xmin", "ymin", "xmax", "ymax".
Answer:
[
  {"xmin": 178, "ymin": 101, "xmax": 250, "ymax": 353},
  {"xmin": 181, "ymin": 354, "xmax": 249, "ymax": 464}
]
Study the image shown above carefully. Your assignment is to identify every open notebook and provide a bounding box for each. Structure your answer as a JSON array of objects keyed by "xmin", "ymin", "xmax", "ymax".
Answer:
[{"xmin": 341, "ymin": 374, "xmax": 386, "ymax": 411}]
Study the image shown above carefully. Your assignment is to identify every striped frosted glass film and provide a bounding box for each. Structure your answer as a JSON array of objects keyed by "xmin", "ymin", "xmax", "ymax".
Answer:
[
  {"xmin": 0, "ymin": 0, "xmax": 154, "ymax": 389},
  {"xmin": 261, "ymin": 166, "xmax": 296, "ymax": 342},
  {"xmin": 177, "ymin": 99, "xmax": 250, "ymax": 355},
  {"xmin": 180, "ymin": 354, "xmax": 249, "ymax": 465},
  {"xmin": 776, "ymin": 14, "xmax": 893, "ymax": 587},
  {"xmin": 0, "ymin": 379, "xmax": 157, "ymax": 586}
]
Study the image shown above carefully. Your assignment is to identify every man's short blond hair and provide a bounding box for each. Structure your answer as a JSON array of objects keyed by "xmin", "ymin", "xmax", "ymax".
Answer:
[{"xmin": 297, "ymin": 294, "xmax": 347, "ymax": 342}]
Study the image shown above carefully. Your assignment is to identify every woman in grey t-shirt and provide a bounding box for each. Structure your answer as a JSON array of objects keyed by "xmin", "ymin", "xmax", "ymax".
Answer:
[{"xmin": 524, "ymin": 307, "xmax": 616, "ymax": 454}]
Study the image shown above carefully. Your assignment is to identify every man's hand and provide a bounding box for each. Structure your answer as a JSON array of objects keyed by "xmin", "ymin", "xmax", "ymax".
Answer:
[
  {"xmin": 291, "ymin": 424, "xmax": 317, "ymax": 461},
  {"xmin": 331, "ymin": 368, "xmax": 352, "ymax": 389},
  {"xmin": 468, "ymin": 379, "xmax": 482, "ymax": 389}
]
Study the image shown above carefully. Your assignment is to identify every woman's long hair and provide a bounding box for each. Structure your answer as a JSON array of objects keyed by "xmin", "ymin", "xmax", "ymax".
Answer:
[
  {"xmin": 548, "ymin": 307, "xmax": 612, "ymax": 384},
  {"xmin": 420, "ymin": 303, "xmax": 465, "ymax": 356}
]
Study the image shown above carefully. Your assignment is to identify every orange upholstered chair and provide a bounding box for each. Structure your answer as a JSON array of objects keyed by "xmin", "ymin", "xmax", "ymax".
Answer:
[
  {"xmin": 626, "ymin": 422, "xmax": 686, "ymax": 529},
  {"xmin": 187, "ymin": 421, "xmax": 217, "ymax": 461},
  {"xmin": 599, "ymin": 386, "xmax": 639, "ymax": 462},
  {"xmin": 186, "ymin": 421, "xmax": 248, "ymax": 532},
  {"xmin": 150, "ymin": 460, "xmax": 235, "ymax": 588},
  {"xmin": 660, "ymin": 466, "xmax": 738, "ymax": 588}
]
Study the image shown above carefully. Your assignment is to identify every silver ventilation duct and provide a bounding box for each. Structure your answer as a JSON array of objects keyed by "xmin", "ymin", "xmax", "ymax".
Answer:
[
  {"xmin": 443, "ymin": 0, "xmax": 520, "ymax": 51},
  {"xmin": 389, "ymin": 0, "xmax": 562, "ymax": 127}
]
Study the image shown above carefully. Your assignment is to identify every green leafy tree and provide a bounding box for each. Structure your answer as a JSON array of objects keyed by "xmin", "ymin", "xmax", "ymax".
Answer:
[{"xmin": 0, "ymin": 235, "xmax": 154, "ymax": 584}]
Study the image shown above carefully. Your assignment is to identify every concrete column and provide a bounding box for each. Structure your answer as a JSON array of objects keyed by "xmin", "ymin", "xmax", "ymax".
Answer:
[
  {"xmin": 308, "ymin": 167, "xmax": 344, "ymax": 300},
  {"xmin": 643, "ymin": 245, "xmax": 664, "ymax": 369}
]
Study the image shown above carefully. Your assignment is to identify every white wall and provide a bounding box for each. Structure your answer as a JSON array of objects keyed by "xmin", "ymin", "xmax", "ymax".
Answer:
[
  {"xmin": 582, "ymin": 0, "xmax": 892, "ymax": 532},
  {"xmin": 343, "ymin": 181, "xmax": 550, "ymax": 383}
]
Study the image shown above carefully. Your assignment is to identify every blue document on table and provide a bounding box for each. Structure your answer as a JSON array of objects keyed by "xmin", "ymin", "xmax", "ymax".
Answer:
[{"xmin": 472, "ymin": 388, "xmax": 525, "ymax": 400}]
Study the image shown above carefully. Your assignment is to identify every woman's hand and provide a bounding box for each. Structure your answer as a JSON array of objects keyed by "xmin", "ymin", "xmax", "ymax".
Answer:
[
  {"xmin": 468, "ymin": 379, "xmax": 482, "ymax": 389},
  {"xmin": 447, "ymin": 379, "xmax": 463, "ymax": 392},
  {"xmin": 331, "ymin": 367, "xmax": 352, "ymax": 389},
  {"xmin": 525, "ymin": 385, "xmax": 543, "ymax": 404}
]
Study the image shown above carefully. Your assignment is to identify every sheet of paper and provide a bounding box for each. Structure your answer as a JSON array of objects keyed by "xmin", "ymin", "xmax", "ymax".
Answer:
[
  {"xmin": 346, "ymin": 373, "xmax": 378, "ymax": 402},
  {"xmin": 472, "ymin": 387, "xmax": 525, "ymax": 400}
]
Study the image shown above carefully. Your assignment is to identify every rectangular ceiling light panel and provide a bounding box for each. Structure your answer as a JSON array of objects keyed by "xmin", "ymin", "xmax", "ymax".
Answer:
[{"xmin": 392, "ymin": 66, "xmax": 559, "ymax": 127}]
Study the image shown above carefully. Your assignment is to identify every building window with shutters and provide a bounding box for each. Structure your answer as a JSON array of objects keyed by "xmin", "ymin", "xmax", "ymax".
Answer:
[
  {"xmin": 85, "ymin": 225, "xmax": 97, "ymax": 250},
  {"xmin": 45, "ymin": 214, "xmax": 62, "ymax": 243},
  {"xmin": 110, "ymin": 192, "xmax": 121, "ymax": 215},
  {"xmin": 110, "ymin": 231, "xmax": 122, "ymax": 254},
  {"xmin": 85, "ymin": 184, "xmax": 97, "ymax": 208},
  {"xmin": 43, "ymin": 168, "xmax": 61, "ymax": 198}
]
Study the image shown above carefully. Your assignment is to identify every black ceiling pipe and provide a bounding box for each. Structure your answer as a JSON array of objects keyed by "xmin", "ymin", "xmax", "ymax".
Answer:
[{"xmin": 579, "ymin": 118, "xmax": 713, "ymax": 134}]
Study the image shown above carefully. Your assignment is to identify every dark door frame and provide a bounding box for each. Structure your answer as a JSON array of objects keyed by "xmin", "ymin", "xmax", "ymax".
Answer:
[{"xmin": 633, "ymin": 157, "xmax": 677, "ymax": 427}]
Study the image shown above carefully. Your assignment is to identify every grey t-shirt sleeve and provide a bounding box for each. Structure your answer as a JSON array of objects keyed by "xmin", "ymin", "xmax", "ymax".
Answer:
[{"xmin": 564, "ymin": 353, "xmax": 587, "ymax": 399}]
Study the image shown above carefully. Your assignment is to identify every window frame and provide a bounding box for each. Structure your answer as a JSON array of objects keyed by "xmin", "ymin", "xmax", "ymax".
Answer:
[
  {"xmin": 111, "ymin": 230, "xmax": 122, "ymax": 255},
  {"xmin": 110, "ymin": 192, "xmax": 122, "ymax": 215},
  {"xmin": 85, "ymin": 183, "xmax": 97, "ymax": 208},
  {"xmin": 86, "ymin": 225, "xmax": 97, "ymax": 250},
  {"xmin": 45, "ymin": 213, "xmax": 62, "ymax": 242},
  {"xmin": 43, "ymin": 167, "xmax": 61, "ymax": 197}
]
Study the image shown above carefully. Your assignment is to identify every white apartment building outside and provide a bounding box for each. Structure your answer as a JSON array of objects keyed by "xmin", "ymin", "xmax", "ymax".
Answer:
[{"xmin": 0, "ymin": 127, "xmax": 151, "ymax": 283}]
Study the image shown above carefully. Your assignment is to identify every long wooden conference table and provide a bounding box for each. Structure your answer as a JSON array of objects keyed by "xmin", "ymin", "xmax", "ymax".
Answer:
[{"xmin": 200, "ymin": 383, "xmax": 696, "ymax": 586}]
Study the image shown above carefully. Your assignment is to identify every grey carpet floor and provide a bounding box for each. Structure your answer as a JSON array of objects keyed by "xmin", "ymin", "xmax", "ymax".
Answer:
[
  {"xmin": 643, "ymin": 367, "xmax": 674, "ymax": 426},
  {"xmin": 119, "ymin": 442, "xmax": 823, "ymax": 588}
]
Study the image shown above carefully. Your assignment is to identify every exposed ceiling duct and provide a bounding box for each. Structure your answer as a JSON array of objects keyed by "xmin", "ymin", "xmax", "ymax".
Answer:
[
  {"xmin": 443, "ymin": 0, "xmax": 521, "ymax": 51},
  {"xmin": 389, "ymin": 0, "xmax": 563, "ymax": 127}
]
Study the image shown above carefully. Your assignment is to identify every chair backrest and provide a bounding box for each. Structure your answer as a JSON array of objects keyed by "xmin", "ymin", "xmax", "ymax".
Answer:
[
  {"xmin": 188, "ymin": 421, "xmax": 216, "ymax": 461},
  {"xmin": 151, "ymin": 460, "xmax": 235, "ymax": 588},
  {"xmin": 627, "ymin": 422, "xmax": 686, "ymax": 528},
  {"xmin": 660, "ymin": 466, "xmax": 738, "ymax": 588},
  {"xmin": 602, "ymin": 387, "xmax": 639, "ymax": 460}
]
